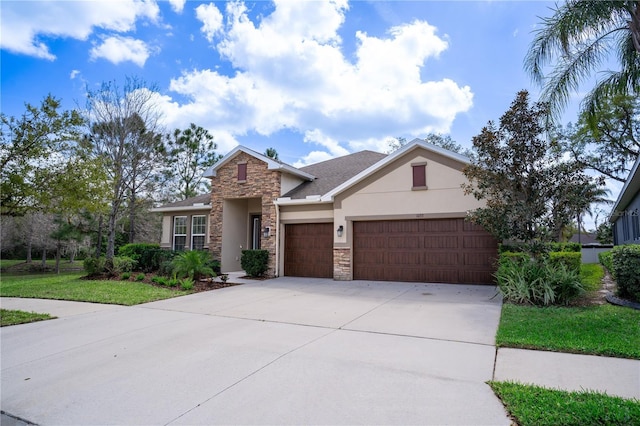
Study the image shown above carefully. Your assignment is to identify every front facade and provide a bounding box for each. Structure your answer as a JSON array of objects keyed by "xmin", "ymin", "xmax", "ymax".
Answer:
[
  {"xmin": 156, "ymin": 139, "xmax": 499, "ymax": 284},
  {"xmin": 610, "ymin": 155, "xmax": 640, "ymax": 245}
]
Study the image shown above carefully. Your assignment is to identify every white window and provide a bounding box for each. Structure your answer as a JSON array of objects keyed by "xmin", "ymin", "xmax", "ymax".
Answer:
[
  {"xmin": 192, "ymin": 215, "xmax": 207, "ymax": 250},
  {"xmin": 173, "ymin": 216, "xmax": 187, "ymax": 251}
]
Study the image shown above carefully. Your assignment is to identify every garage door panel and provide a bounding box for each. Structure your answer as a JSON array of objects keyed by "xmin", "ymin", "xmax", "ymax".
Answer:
[
  {"xmin": 284, "ymin": 223, "xmax": 333, "ymax": 278},
  {"xmin": 388, "ymin": 236, "xmax": 420, "ymax": 249},
  {"xmin": 353, "ymin": 219, "xmax": 497, "ymax": 284},
  {"xmin": 423, "ymin": 236, "xmax": 459, "ymax": 249}
]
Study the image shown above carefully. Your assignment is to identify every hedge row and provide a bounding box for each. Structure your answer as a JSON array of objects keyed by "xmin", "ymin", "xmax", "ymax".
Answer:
[{"xmin": 600, "ymin": 245, "xmax": 640, "ymax": 303}]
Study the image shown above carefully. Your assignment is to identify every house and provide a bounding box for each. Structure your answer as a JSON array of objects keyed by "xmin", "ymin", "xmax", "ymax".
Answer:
[
  {"xmin": 610, "ymin": 154, "xmax": 640, "ymax": 245},
  {"xmin": 153, "ymin": 193, "xmax": 211, "ymax": 251},
  {"xmin": 153, "ymin": 138, "xmax": 498, "ymax": 284}
]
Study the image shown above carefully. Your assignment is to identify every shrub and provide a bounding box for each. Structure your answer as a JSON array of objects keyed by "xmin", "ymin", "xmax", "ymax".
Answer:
[
  {"xmin": 499, "ymin": 241, "xmax": 581, "ymax": 254},
  {"xmin": 158, "ymin": 260, "xmax": 174, "ymax": 277},
  {"xmin": 611, "ymin": 245, "xmax": 640, "ymax": 302},
  {"xmin": 241, "ymin": 250, "xmax": 269, "ymax": 277},
  {"xmin": 499, "ymin": 252, "xmax": 530, "ymax": 265},
  {"xmin": 167, "ymin": 278, "xmax": 179, "ymax": 287},
  {"xmin": 171, "ymin": 251, "xmax": 215, "ymax": 281},
  {"xmin": 207, "ymin": 259, "xmax": 221, "ymax": 275},
  {"xmin": 548, "ymin": 252, "xmax": 581, "ymax": 273},
  {"xmin": 83, "ymin": 257, "xmax": 105, "ymax": 276},
  {"xmin": 112, "ymin": 256, "xmax": 137, "ymax": 275},
  {"xmin": 151, "ymin": 276, "xmax": 168, "ymax": 286},
  {"xmin": 135, "ymin": 273, "xmax": 145, "ymax": 281},
  {"xmin": 180, "ymin": 278, "xmax": 194, "ymax": 290},
  {"xmin": 599, "ymin": 251, "xmax": 614, "ymax": 275},
  {"xmin": 117, "ymin": 243, "xmax": 174, "ymax": 272},
  {"xmin": 496, "ymin": 257, "xmax": 583, "ymax": 306},
  {"xmin": 121, "ymin": 272, "xmax": 131, "ymax": 280}
]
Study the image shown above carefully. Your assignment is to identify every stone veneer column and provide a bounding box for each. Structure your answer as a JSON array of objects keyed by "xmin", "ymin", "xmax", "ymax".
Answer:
[
  {"xmin": 208, "ymin": 152, "xmax": 280, "ymax": 277},
  {"xmin": 333, "ymin": 248, "xmax": 352, "ymax": 280}
]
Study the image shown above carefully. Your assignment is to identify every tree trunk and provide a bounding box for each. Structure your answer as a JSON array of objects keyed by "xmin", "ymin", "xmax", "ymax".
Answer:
[
  {"xmin": 26, "ymin": 239, "xmax": 32, "ymax": 263},
  {"xmin": 106, "ymin": 208, "xmax": 117, "ymax": 262},
  {"xmin": 95, "ymin": 214, "xmax": 103, "ymax": 258},
  {"xmin": 55, "ymin": 241, "xmax": 61, "ymax": 274},
  {"xmin": 41, "ymin": 249, "xmax": 47, "ymax": 269},
  {"xmin": 129, "ymin": 188, "xmax": 136, "ymax": 244}
]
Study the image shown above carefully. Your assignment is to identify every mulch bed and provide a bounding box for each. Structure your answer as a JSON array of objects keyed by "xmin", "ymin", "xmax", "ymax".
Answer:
[{"xmin": 85, "ymin": 273, "xmax": 242, "ymax": 293}]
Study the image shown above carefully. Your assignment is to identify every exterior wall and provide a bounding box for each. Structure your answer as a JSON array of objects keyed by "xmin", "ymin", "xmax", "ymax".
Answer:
[
  {"xmin": 279, "ymin": 203, "xmax": 334, "ymax": 222},
  {"xmin": 221, "ymin": 199, "xmax": 248, "ymax": 271},
  {"xmin": 210, "ymin": 152, "xmax": 281, "ymax": 276},
  {"xmin": 159, "ymin": 210, "xmax": 210, "ymax": 250},
  {"xmin": 613, "ymin": 192, "xmax": 640, "ymax": 245},
  {"xmin": 281, "ymin": 173, "xmax": 306, "ymax": 196},
  {"xmin": 331, "ymin": 148, "xmax": 486, "ymax": 280}
]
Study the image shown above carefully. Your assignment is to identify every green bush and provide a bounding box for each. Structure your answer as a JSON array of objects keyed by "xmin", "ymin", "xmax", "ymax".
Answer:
[
  {"xmin": 241, "ymin": 250, "xmax": 269, "ymax": 277},
  {"xmin": 180, "ymin": 278, "xmax": 194, "ymax": 290},
  {"xmin": 121, "ymin": 272, "xmax": 131, "ymax": 280},
  {"xmin": 599, "ymin": 251, "xmax": 614, "ymax": 275},
  {"xmin": 117, "ymin": 243, "xmax": 175, "ymax": 272},
  {"xmin": 496, "ymin": 257, "xmax": 584, "ymax": 306},
  {"xmin": 151, "ymin": 276, "xmax": 167, "ymax": 285},
  {"xmin": 548, "ymin": 252, "xmax": 581, "ymax": 273},
  {"xmin": 171, "ymin": 251, "xmax": 215, "ymax": 281},
  {"xmin": 135, "ymin": 273, "xmax": 145, "ymax": 281},
  {"xmin": 158, "ymin": 260, "xmax": 174, "ymax": 277},
  {"xmin": 500, "ymin": 242, "xmax": 581, "ymax": 254},
  {"xmin": 611, "ymin": 245, "xmax": 640, "ymax": 302},
  {"xmin": 83, "ymin": 257, "xmax": 105, "ymax": 276},
  {"xmin": 499, "ymin": 252, "xmax": 530, "ymax": 265},
  {"xmin": 112, "ymin": 256, "xmax": 137, "ymax": 275},
  {"xmin": 167, "ymin": 278, "xmax": 179, "ymax": 287}
]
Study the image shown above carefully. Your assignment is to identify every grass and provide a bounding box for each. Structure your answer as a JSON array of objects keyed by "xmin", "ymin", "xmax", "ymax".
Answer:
[
  {"xmin": 490, "ymin": 381, "xmax": 640, "ymax": 426},
  {"xmin": 0, "ymin": 272, "xmax": 192, "ymax": 306},
  {"xmin": 1, "ymin": 259, "xmax": 84, "ymax": 273},
  {"xmin": 580, "ymin": 263, "xmax": 605, "ymax": 291},
  {"xmin": 0, "ymin": 309, "xmax": 55, "ymax": 326},
  {"xmin": 496, "ymin": 303, "xmax": 640, "ymax": 359}
]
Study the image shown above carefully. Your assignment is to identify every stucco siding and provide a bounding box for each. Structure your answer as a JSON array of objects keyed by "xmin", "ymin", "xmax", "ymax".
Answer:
[{"xmin": 279, "ymin": 203, "xmax": 334, "ymax": 223}]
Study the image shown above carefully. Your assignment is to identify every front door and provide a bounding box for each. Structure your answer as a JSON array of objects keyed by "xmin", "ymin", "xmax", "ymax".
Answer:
[{"xmin": 250, "ymin": 214, "xmax": 261, "ymax": 249}]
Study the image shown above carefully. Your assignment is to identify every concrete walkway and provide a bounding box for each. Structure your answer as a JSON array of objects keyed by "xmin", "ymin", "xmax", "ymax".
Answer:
[{"xmin": 1, "ymin": 278, "xmax": 638, "ymax": 425}]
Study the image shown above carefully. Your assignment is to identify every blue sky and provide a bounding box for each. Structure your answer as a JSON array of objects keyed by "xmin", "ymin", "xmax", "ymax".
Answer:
[{"xmin": 2, "ymin": 0, "xmax": 581, "ymax": 168}]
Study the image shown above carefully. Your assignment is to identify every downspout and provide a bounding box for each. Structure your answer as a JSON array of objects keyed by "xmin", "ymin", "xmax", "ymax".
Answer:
[{"xmin": 274, "ymin": 201, "xmax": 280, "ymax": 277}]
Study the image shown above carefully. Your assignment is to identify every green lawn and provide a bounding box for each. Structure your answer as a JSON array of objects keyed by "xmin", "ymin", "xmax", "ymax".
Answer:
[
  {"xmin": 1, "ymin": 259, "xmax": 84, "ymax": 272},
  {"xmin": 0, "ymin": 273, "xmax": 191, "ymax": 305},
  {"xmin": 0, "ymin": 309, "xmax": 55, "ymax": 326},
  {"xmin": 580, "ymin": 263, "xmax": 605, "ymax": 291},
  {"xmin": 496, "ymin": 303, "xmax": 640, "ymax": 359},
  {"xmin": 490, "ymin": 381, "xmax": 640, "ymax": 426}
]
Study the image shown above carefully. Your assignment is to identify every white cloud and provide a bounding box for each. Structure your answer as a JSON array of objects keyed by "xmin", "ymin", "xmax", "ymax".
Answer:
[
  {"xmin": 90, "ymin": 36, "xmax": 151, "ymax": 67},
  {"xmin": 70, "ymin": 70, "xmax": 81, "ymax": 80},
  {"xmin": 195, "ymin": 3, "xmax": 223, "ymax": 42},
  {"xmin": 168, "ymin": 0, "xmax": 186, "ymax": 14},
  {"xmin": 157, "ymin": 0, "xmax": 473, "ymax": 163},
  {"xmin": 0, "ymin": 0, "xmax": 159, "ymax": 60}
]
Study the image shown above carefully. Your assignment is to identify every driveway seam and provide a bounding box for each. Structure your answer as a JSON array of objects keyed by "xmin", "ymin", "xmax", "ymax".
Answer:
[{"xmin": 163, "ymin": 327, "xmax": 339, "ymax": 426}]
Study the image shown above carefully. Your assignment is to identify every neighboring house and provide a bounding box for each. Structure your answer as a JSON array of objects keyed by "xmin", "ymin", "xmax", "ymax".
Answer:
[
  {"xmin": 152, "ymin": 193, "xmax": 211, "ymax": 251},
  {"xmin": 610, "ymin": 155, "xmax": 640, "ymax": 245},
  {"xmin": 154, "ymin": 139, "xmax": 498, "ymax": 284}
]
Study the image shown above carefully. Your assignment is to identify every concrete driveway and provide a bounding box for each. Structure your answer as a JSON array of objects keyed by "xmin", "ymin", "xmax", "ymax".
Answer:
[{"xmin": 1, "ymin": 277, "xmax": 509, "ymax": 425}]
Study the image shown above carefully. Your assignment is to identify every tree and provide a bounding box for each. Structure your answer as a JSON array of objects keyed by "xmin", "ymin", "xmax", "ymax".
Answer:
[
  {"xmin": 525, "ymin": 0, "xmax": 640, "ymax": 121},
  {"xmin": 264, "ymin": 147, "xmax": 279, "ymax": 160},
  {"xmin": 164, "ymin": 123, "xmax": 221, "ymax": 200},
  {"xmin": 387, "ymin": 134, "xmax": 471, "ymax": 156},
  {"xmin": 558, "ymin": 94, "xmax": 639, "ymax": 182},
  {"xmin": 0, "ymin": 95, "xmax": 85, "ymax": 216},
  {"xmin": 84, "ymin": 77, "xmax": 165, "ymax": 262},
  {"xmin": 462, "ymin": 90, "xmax": 604, "ymax": 243}
]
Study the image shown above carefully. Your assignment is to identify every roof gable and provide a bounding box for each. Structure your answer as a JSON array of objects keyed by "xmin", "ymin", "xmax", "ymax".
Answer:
[
  {"xmin": 204, "ymin": 145, "xmax": 315, "ymax": 181},
  {"xmin": 319, "ymin": 138, "xmax": 470, "ymax": 202}
]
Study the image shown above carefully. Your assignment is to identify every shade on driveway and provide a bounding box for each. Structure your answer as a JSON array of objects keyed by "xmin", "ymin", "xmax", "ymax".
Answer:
[{"xmin": 1, "ymin": 278, "xmax": 509, "ymax": 425}]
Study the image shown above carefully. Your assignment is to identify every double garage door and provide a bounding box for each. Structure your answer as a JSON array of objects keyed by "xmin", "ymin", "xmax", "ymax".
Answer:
[{"xmin": 284, "ymin": 219, "xmax": 498, "ymax": 284}]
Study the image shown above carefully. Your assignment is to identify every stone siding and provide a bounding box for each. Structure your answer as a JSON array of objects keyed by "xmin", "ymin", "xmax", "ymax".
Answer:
[
  {"xmin": 209, "ymin": 152, "xmax": 281, "ymax": 276},
  {"xmin": 333, "ymin": 247, "xmax": 351, "ymax": 280}
]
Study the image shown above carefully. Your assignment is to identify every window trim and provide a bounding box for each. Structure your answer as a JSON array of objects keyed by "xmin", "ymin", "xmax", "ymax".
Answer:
[
  {"xmin": 191, "ymin": 215, "xmax": 207, "ymax": 250},
  {"xmin": 411, "ymin": 162, "xmax": 427, "ymax": 190},
  {"xmin": 173, "ymin": 216, "xmax": 187, "ymax": 251}
]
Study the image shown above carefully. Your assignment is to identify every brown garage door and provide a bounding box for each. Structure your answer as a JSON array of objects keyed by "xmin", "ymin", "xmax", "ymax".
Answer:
[
  {"xmin": 284, "ymin": 223, "xmax": 333, "ymax": 278},
  {"xmin": 353, "ymin": 219, "xmax": 498, "ymax": 284}
]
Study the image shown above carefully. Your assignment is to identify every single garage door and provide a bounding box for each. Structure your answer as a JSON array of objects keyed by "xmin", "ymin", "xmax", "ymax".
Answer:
[
  {"xmin": 284, "ymin": 223, "xmax": 333, "ymax": 278},
  {"xmin": 353, "ymin": 219, "xmax": 498, "ymax": 284}
]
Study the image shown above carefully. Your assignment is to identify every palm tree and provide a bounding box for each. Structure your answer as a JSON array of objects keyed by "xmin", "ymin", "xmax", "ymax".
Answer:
[
  {"xmin": 264, "ymin": 147, "xmax": 279, "ymax": 161},
  {"xmin": 525, "ymin": 1, "xmax": 640, "ymax": 120},
  {"xmin": 171, "ymin": 250, "xmax": 215, "ymax": 281}
]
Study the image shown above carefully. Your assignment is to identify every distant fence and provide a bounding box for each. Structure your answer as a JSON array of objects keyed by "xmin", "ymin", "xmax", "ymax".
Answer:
[{"xmin": 581, "ymin": 244, "xmax": 613, "ymax": 264}]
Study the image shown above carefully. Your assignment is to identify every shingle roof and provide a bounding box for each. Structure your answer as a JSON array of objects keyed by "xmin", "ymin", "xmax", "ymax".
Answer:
[
  {"xmin": 157, "ymin": 193, "xmax": 211, "ymax": 209},
  {"xmin": 284, "ymin": 150, "xmax": 387, "ymax": 199}
]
